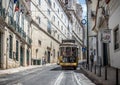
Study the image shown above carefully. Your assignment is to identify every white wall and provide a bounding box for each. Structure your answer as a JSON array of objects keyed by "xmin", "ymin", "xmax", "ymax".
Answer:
[{"xmin": 109, "ymin": 5, "xmax": 120, "ymax": 68}]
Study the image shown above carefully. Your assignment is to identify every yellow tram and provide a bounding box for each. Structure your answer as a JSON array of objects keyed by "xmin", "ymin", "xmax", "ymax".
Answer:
[{"xmin": 58, "ymin": 39, "xmax": 78, "ymax": 70}]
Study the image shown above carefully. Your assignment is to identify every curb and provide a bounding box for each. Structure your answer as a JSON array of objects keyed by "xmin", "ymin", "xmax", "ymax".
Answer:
[
  {"xmin": 81, "ymin": 66, "xmax": 106, "ymax": 85},
  {"xmin": 0, "ymin": 64, "xmax": 56, "ymax": 76}
]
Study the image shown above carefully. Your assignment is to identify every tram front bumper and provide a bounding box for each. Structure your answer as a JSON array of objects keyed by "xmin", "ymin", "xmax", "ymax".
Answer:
[{"xmin": 60, "ymin": 63, "xmax": 77, "ymax": 67}]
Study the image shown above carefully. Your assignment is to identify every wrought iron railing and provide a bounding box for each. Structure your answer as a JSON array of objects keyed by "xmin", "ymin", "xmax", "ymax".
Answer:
[{"xmin": 0, "ymin": 8, "xmax": 5, "ymax": 19}]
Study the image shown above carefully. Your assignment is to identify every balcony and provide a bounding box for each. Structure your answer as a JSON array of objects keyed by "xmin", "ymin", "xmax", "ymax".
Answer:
[
  {"xmin": 20, "ymin": 29, "xmax": 26, "ymax": 40},
  {"xmin": 47, "ymin": 0, "xmax": 51, "ymax": 7},
  {"xmin": 16, "ymin": 23, "xmax": 20, "ymax": 33},
  {"xmin": 8, "ymin": 16, "xmax": 16, "ymax": 30},
  {"xmin": 0, "ymin": 8, "xmax": 5, "ymax": 19},
  {"xmin": 27, "ymin": 36, "xmax": 32, "ymax": 45}
]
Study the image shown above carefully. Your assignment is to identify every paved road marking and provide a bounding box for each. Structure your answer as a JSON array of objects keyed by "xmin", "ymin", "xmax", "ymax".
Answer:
[
  {"xmin": 74, "ymin": 72, "xmax": 82, "ymax": 85},
  {"xmin": 74, "ymin": 73, "xmax": 95, "ymax": 85},
  {"xmin": 12, "ymin": 83, "xmax": 23, "ymax": 85},
  {"xmin": 54, "ymin": 72, "xmax": 64, "ymax": 85}
]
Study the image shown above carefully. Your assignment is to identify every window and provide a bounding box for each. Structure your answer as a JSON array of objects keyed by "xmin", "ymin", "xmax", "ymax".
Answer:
[
  {"xmin": 48, "ymin": 0, "xmax": 51, "ymax": 6},
  {"xmin": 53, "ymin": 16, "xmax": 55, "ymax": 22},
  {"xmin": 16, "ymin": 40, "xmax": 19, "ymax": 61},
  {"xmin": 61, "ymin": 26, "xmax": 63, "ymax": 30},
  {"xmin": 53, "ymin": 49, "xmax": 55, "ymax": 58},
  {"xmin": 9, "ymin": 35, "xmax": 13, "ymax": 58},
  {"xmin": 58, "ymin": 34, "xmax": 59, "ymax": 40},
  {"xmin": 61, "ymin": 14, "xmax": 63, "ymax": 19},
  {"xmin": 38, "ymin": 0, "xmax": 41, "ymax": 5},
  {"xmin": 47, "ymin": 20, "xmax": 51, "ymax": 34},
  {"xmin": 38, "ymin": 40, "xmax": 41, "ymax": 46},
  {"xmin": 53, "ymin": 2, "xmax": 55, "ymax": 8},
  {"xmin": 0, "ymin": 0, "xmax": 2, "ymax": 9},
  {"xmin": 21, "ymin": 15, "xmax": 24, "ymax": 29},
  {"xmin": 114, "ymin": 25, "xmax": 119, "ymax": 50},
  {"xmin": 58, "ymin": 21, "xmax": 59, "ymax": 26},
  {"xmin": 58, "ymin": 8, "xmax": 59, "ymax": 14},
  {"xmin": 47, "ymin": 9, "xmax": 50, "ymax": 15},
  {"xmin": 16, "ymin": 12, "xmax": 19, "ymax": 24},
  {"xmin": 66, "ymin": 47, "xmax": 71, "ymax": 56},
  {"xmin": 8, "ymin": 0, "xmax": 14, "ymax": 17},
  {"xmin": 38, "ymin": 17, "xmax": 41, "ymax": 24}
]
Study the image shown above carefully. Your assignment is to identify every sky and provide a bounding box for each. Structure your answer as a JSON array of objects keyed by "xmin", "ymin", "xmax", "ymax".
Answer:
[{"xmin": 78, "ymin": 0, "xmax": 87, "ymax": 18}]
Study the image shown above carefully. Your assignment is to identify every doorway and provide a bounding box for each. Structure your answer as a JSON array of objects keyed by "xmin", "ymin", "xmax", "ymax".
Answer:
[
  {"xmin": 20, "ymin": 46, "xmax": 24, "ymax": 66},
  {"xmin": 27, "ymin": 49, "xmax": 29, "ymax": 65},
  {"xmin": 47, "ymin": 51, "xmax": 50, "ymax": 63},
  {"xmin": 0, "ymin": 32, "xmax": 2, "ymax": 68},
  {"xmin": 103, "ymin": 43, "xmax": 108, "ymax": 66}
]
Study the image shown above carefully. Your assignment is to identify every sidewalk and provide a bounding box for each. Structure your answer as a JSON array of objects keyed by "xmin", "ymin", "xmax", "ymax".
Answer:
[
  {"xmin": 0, "ymin": 63, "xmax": 55, "ymax": 76},
  {"xmin": 81, "ymin": 64, "xmax": 120, "ymax": 85}
]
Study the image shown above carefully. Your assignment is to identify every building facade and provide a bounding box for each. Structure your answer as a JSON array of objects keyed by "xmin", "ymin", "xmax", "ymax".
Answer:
[
  {"xmin": 0, "ymin": 0, "xmax": 83, "ymax": 69},
  {"xmin": 30, "ymin": 0, "xmax": 83, "ymax": 64},
  {"xmin": 87, "ymin": 0, "xmax": 120, "ymax": 68},
  {"xmin": 0, "ymin": 0, "xmax": 32, "ymax": 69}
]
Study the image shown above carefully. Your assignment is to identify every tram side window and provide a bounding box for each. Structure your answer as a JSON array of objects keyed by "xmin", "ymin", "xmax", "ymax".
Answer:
[{"xmin": 60, "ymin": 47, "xmax": 65, "ymax": 56}]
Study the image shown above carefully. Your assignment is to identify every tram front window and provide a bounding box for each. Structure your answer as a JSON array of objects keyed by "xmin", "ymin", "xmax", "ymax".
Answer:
[{"xmin": 66, "ymin": 47, "xmax": 71, "ymax": 56}]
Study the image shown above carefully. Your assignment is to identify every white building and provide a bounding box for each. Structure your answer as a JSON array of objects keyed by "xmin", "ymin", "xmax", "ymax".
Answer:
[
  {"xmin": 109, "ymin": 0, "xmax": 120, "ymax": 68},
  {"xmin": 30, "ymin": 0, "xmax": 83, "ymax": 64},
  {"xmin": 88, "ymin": 0, "xmax": 120, "ymax": 68}
]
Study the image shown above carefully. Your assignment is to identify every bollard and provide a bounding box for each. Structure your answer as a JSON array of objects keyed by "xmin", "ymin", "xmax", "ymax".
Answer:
[
  {"xmin": 116, "ymin": 68, "xmax": 118, "ymax": 85},
  {"xmin": 94, "ymin": 65, "xmax": 96, "ymax": 74},
  {"xmin": 98, "ymin": 65, "xmax": 101, "ymax": 77},
  {"xmin": 91, "ymin": 64, "xmax": 92, "ymax": 72},
  {"xmin": 105, "ymin": 66, "xmax": 107, "ymax": 80},
  {"xmin": 87, "ymin": 64, "xmax": 89, "ymax": 70}
]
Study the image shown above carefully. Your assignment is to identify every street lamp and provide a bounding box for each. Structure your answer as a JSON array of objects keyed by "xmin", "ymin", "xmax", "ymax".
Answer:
[{"xmin": 86, "ymin": 0, "xmax": 89, "ymax": 70}]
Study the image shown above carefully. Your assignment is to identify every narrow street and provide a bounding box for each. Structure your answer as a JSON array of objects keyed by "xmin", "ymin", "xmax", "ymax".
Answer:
[{"xmin": 0, "ymin": 65, "xmax": 95, "ymax": 85}]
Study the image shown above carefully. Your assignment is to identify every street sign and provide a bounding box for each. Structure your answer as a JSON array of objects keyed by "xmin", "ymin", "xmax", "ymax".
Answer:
[
  {"xmin": 82, "ymin": 47, "xmax": 86, "ymax": 52},
  {"xmin": 101, "ymin": 29, "xmax": 111, "ymax": 43}
]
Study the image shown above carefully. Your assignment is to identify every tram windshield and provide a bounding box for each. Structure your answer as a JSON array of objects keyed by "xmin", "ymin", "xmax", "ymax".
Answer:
[{"xmin": 60, "ymin": 47, "xmax": 78, "ymax": 57}]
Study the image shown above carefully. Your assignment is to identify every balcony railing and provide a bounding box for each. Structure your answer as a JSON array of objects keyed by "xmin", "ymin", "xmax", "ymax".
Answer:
[
  {"xmin": 16, "ymin": 23, "xmax": 20, "ymax": 33},
  {"xmin": 8, "ymin": 16, "xmax": 16, "ymax": 30},
  {"xmin": 20, "ymin": 29, "xmax": 25, "ymax": 39},
  {"xmin": 8, "ymin": 16, "xmax": 31, "ymax": 45},
  {"xmin": 27, "ymin": 36, "xmax": 32, "ymax": 45},
  {"xmin": 0, "ymin": 8, "xmax": 5, "ymax": 19}
]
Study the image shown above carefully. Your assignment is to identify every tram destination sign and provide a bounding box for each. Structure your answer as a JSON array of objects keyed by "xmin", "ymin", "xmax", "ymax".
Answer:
[
  {"xmin": 62, "ymin": 39, "xmax": 75, "ymax": 43},
  {"xmin": 101, "ymin": 29, "xmax": 111, "ymax": 43}
]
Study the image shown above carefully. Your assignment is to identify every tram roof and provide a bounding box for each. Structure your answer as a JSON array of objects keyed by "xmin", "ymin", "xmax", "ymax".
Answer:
[{"xmin": 59, "ymin": 43, "xmax": 78, "ymax": 47}]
